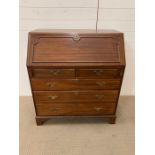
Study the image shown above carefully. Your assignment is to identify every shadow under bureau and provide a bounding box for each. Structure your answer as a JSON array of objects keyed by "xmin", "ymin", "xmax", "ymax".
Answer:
[{"xmin": 27, "ymin": 29, "xmax": 126, "ymax": 125}]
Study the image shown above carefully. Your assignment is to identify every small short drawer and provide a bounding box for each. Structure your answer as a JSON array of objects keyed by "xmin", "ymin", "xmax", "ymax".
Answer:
[
  {"xmin": 31, "ymin": 69, "xmax": 75, "ymax": 78},
  {"xmin": 31, "ymin": 79, "xmax": 121, "ymax": 91},
  {"xmin": 33, "ymin": 90, "xmax": 118, "ymax": 103},
  {"xmin": 36, "ymin": 103, "xmax": 115, "ymax": 116},
  {"xmin": 77, "ymin": 69, "xmax": 122, "ymax": 79}
]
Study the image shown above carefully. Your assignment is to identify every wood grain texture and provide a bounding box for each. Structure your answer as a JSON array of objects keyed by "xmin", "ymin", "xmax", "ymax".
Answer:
[
  {"xmin": 31, "ymin": 69, "xmax": 75, "ymax": 78},
  {"xmin": 77, "ymin": 68, "xmax": 122, "ymax": 78},
  {"xmin": 32, "ymin": 37, "xmax": 120, "ymax": 63},
  {"xmin": 33, "ymin": 90, "xmax": 118, "ymax": 103},
  {"xmin": 36, "ymin": 102, "xmax": 115, "ymax": 116},
  {"xmin": 31, "ymin": 79, "xmax": 121, "ymax": 90},
  {"xmin": 27, "ymin": 30, "xmax": 125, "ymax": 67},
  {"xmin": 27, "ymin": 29, "xmax": 126, "ymax": 125}
]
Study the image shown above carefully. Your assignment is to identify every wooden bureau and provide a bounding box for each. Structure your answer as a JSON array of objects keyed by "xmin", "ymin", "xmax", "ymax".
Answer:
[{"xmin": 27, "ymin": 29, "xmax": 125, "ymax": 125}]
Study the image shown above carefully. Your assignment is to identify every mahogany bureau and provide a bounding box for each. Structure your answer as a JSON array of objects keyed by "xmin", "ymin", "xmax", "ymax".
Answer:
[{"xmin": 27, "ymin": 29, "xmax": 126, "ymax": 125}]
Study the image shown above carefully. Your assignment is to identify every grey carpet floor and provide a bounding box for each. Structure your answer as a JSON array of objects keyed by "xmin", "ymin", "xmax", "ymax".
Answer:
[{"xmin": 20, "ymin": 96, "xmax": 134, "ymax": 155}]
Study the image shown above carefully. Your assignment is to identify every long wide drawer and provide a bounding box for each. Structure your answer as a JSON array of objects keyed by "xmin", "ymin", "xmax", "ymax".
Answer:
[
  {"xmin": 33, "ymin": 90, "xmax": 118, "ymax": 103},
  {"xmin": 31, "ymin": 79, "xmax": 121, "ymax": 90},
  {"xmin": 31, "ymin": 69, "xmax": 75, "ymax": 78},
  {"xmin": 36, "ymin": 103, "xmax": 115, "ymax": 116}
]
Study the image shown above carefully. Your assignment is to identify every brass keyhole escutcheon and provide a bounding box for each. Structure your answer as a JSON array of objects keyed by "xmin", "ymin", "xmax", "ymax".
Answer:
[
  {"xmin": 73, "ymin": 34, "xmax": 80, "ymax": 41},
  {"xmin": 93, "ymin": 69, "xmax": 104, "ymax": 75}
]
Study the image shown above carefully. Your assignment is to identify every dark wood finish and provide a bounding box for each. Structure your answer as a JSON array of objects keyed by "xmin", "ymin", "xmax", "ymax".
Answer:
[
  {"xmin": 27, "ymin": 29, "xmax": 125, "ymax": 67},
  {"xmin": 36, "ymin": 103, "xmax": 115, "ymax": 116},
  {"xmin": 27, "ymin": 29, "xmax": 126, "ymax": 125},
  {"xmin": 33, "ymin": 90, "xmax": 118, "ymax": 103},
  {"xmin": 32, "ymin": 37, "xmax": 120, "ymax": 63},
  {"xmin": 77, "ymin": 68, "xmax": 121, "ymax": 79},
  {"xmin": 109, "ymin": 117, "xmax": 116, "ymax": 124},
  {"xmin": 31, "ymin": 69, "xmax": 75, "ymax": 78},
  {"xmin": 35, "ymin": 115, "xmax": 116, "ymax": 125},
  {"xmin": 31, "ymin": 79, "xmax": 121, "ymax": 90},
  {"xmin": 35, "ymin": 117, "xmax": 48, "ymax": 125}
]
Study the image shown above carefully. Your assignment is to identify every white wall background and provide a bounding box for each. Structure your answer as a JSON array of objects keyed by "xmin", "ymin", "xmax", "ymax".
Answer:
[{"xmin": 19, "ymin": 0, "xmax": 135, "ymax": 96}]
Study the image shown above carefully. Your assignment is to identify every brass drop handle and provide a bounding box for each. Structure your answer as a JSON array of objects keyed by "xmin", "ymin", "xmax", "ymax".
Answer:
[
  {"xmin": 48, "ymin": 95, "xmax": 58, "ymax": 100},
  {"xmin": 96, "ymin": 81, "xmax": 106, "ymax": 87},
  {"xmin": 95, "ymin": 94, "xmax": 104, "ymax": 100},
  {"xmin": 51, "ymin": 107, "xmax": 60, "ymax": 112},
  {"xmin": 47, "ymin": 82, "xmax": 56, "ymax": 88},
  {"xmin": 94, "ymin": 107, "xmax": 103, "ymax": 111},
  {"xmin": 49, "ymin": 69, "xmax": 61, "ymax": 75},
  {"xmin": 93, "ymin": 69, "xmax": 104, "ymax": 75}
]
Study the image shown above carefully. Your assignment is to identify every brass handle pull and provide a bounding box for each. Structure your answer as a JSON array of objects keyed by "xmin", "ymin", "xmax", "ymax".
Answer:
[
  {"xmin": 94, "ymin": 107, "xmax": 103, "ymax": 111},
  {"xmin": 51, "ymin": 107, "xmax": 60, "ymax": 112},
  {"xmin": 96, "ymin": 81, "xmax": 106, "ymax": 87},
  {"xmin": 47, "ymin": 82, "xmax": 56, "ymax": 88},
  {"xmin": 49, "ymin": 69, "xmax": 61, "ymax": 75},
  {"xmin": 95, "ymin": 94, "xmax": 104, "ymax": 100},
  {"xmin": 93, "ymin": 69, "xmax": 104, "ymax": 75},
  {"xmin": 48, "ymin": 95, "xmax": 58, "ymax": 100}
]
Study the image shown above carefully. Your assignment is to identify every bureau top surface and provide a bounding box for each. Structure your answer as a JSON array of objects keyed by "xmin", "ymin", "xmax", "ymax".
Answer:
[{"xmin": 27, "ymin": 29, "xmax": 125, "ymax": 67}]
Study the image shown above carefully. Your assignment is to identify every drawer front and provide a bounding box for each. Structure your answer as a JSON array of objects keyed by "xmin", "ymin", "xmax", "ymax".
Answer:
[
  {"xmin": 77, "ymin": 69, "xmax": 121, "ymax": 78},
  {"xmin": 33, "ymin": 90, "xmax": 118, "ymax": 103},
  {"xmin": 31, "ymin": 79, "xmax": 121, "ymax": 90},
  {"xmin": 36, "ymin": 103, "xmax": 115, "ymax": 116},
  {"xmin": 31, "ymin": 69, "xmax": 75, "ymax": 78}
]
